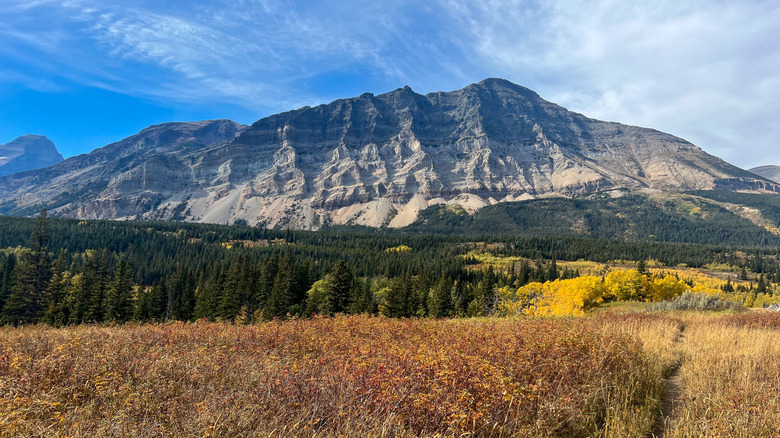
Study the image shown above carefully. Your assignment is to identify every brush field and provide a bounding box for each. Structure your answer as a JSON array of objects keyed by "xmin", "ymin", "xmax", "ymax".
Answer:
[{"xmin": 1, "ymin": 311, "xmax": 780, "ymax": 437}]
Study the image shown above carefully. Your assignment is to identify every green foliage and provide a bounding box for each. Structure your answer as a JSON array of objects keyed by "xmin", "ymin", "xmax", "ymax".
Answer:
[
  {"xmin": 408, "ymin": 193, "xmax": 780, "ymax": 247},
  {"xmin": 1, "ymin": 193, "xmax": 780, "ymax": 326},
  {"xmin": 646, "ymin": 292, "xmax": 743, "ymax": 312}
]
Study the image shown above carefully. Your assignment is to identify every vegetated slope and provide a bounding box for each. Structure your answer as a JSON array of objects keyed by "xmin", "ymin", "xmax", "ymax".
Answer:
[
  {"xmin": 689, "ymin": 190, "xmax": 780, "ymax": 229},
  {"xmin": 749, "ymin": 165, "xmax": 780, "ymax": 183},
  {"xmin": 0, "ymin": 79, "xmax": 775, "ymax": 229},
  {"xmin": 0, "ymin": 134, "xmax": 63, "ymax": 176},
  {"xmin": 0, "ymin": 120, "xmax": 247, "ymax": 217},
  {"xmin": 406, "ymin": 191, "xmax": 780, "ymax": 246},
  {"xmin": 0, "ymin": 317, "xmax": 661, "ymax": 437}
]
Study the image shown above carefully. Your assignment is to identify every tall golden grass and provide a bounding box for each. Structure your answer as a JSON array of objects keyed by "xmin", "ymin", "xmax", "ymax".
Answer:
[
  {"xmin": 2, "ymin": 312, "xmax": 779, "ymax": 437},
  {"xmin": 666, "ymin": 312, "xmax": 780, "ymax": 437},
  {"xmin": 1, "ymin": 316, "xmax": 661, "ymax": 437}
]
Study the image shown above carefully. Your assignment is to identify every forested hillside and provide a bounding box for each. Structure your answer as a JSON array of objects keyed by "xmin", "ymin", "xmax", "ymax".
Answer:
[
  {"xmin": 408, "ymin": 191, "xmax": 780, "ymax": 246},
  {"xmin": 2, "ymin": 203, "xmax": 780, "ymax": 326}
]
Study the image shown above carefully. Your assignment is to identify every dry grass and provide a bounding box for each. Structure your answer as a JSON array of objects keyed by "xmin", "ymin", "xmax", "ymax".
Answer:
[
  {"xmin": 664, "ymin": 312, "xmax": 780, "ymax": 437},
  {"xmin": 0, "ymin": 316, "xmax": 658, "ymax": 437},
  {"xmin": 3, "ymin": 312, "xmax": 779, "ymax": 437}
]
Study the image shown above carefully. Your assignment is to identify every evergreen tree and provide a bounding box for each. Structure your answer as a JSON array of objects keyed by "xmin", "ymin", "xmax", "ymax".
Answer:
[
  {"xmin": 321, "ymin": 261, "xmax": 352, "ymax": 315},
  {"xmin": 265, "ymin": 253, "xmax": 295, "ymax": 319},
  {"xmin": 255, "ymin": 256, "xmax": 278, "ymax": 314},
  {"xmin": 104, "ymin": 257, "xmax": 133, "ymax": 322},
  {"xmin": 1, "ymin": 209, "xmax": 52, "ymax": 325},
  {"xmin": 41, "ymin": 251, "xmax": 70, "ymax": 326},
  {"xmin": 84, "ymin": 249, "xmax": 110, "ymax": 322},
  {"xmin": 349, "ymin": 277, "xmax": 374, "ymax": 314},
  {"xmin": 133, "ymin": 281, "xmax": 152, "ymax": 322},
  {"xmin": 428, "ymin": 277, "xmax": 454, "ymax": 318},
  {"xmin": 0, "ymin": 253, "xmax": 16, "ymax": 311},
  {"xmin": 150, "ymin": 280, "xmax": 168, "ymax": 321},
  {"xmin": 194, "ymin": 265, "xmax": 225, "ymax": 320},
  {"xmin": 220, "ymin": 257, "xmax": 254, "ymax": 321},
  {"xmin": 548, "ymin": 258, "xmax": 558, "ymax": 281},
  {"xmin": 382, "ymin": 277, "xmax": 411, "ymax": 318},
  {"xmin": 757, "ymin": 274, "xmax": 768, "ymax": 294}
]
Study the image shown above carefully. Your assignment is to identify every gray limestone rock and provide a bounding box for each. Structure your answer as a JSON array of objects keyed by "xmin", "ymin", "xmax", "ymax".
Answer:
[{"xmin": 0, "ymin": 80, "xmax": 775, "ymax": 229}]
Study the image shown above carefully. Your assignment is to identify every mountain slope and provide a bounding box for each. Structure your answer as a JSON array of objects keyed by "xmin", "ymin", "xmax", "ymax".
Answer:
[
  {"xmin": 750, "ymin": 165, "xmax": 780, "ymax": 183},
  {"xmin": 0, "ymin": 79, "xmax": 775, "ymax": 228},
  {"xmin": 0, "ymin": 135, "xmax": 63, "ymax": 176},
  {"xmin": 402, "ymin": 191, "xmax": 780, "ymax": 247},
  {"xmin": 0, "ymin": 120, "xmax": 247, "ymax": 217}
]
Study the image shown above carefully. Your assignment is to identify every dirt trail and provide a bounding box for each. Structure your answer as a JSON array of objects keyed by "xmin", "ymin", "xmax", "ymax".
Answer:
[{"xmin": 650, "ymin": 324, "xmax": 686, "ymax": 437}]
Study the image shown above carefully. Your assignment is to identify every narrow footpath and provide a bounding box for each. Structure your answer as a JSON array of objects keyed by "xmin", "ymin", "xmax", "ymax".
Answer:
[{"xmin": 650, "ymin": 323, "xmax": 686, "ymax": 438}]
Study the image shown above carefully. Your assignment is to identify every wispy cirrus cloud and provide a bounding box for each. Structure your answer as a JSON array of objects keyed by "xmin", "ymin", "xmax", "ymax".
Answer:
[{"xmin": 2, "ymin": 0, "xmax": 779, "ymax": 167}]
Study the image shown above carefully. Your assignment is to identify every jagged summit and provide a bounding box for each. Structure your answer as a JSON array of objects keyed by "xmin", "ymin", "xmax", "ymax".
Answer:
[
  {"xmin": 0, "ymin": 79, "xmax": 775, "ymax": 228},
  {"xmin": 0, "ymin": 135, "xmax": 63, "ymax": 177}
]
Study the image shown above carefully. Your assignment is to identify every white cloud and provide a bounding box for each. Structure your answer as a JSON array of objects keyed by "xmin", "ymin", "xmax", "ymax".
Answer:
[{"xmin": 438, "ymin": 0, "xmax": 780, "ymax": 168}]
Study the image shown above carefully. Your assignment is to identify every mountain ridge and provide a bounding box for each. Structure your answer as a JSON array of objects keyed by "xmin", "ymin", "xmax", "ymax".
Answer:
[
  {"xmin": 0, "ymin": 134, "xmax": 63, "ymax": 177},
  {"xmin": 0, "ymin": 79, "xmax": 776, "ymax": 228},
  {"xmin": 750, "ymin": 165, "xmax": 780, "ymax": 184}
]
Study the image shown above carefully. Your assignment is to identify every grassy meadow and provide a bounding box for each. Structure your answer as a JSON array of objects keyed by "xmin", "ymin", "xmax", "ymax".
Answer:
[{"xmin": 2, "ymin": 310, "xmax": 780, "ymax": 437}]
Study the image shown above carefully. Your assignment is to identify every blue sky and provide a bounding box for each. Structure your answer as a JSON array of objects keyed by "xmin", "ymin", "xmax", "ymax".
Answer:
[{"xmin": 1, "ymin": 0, "xmax": 779, "ymax": 168}]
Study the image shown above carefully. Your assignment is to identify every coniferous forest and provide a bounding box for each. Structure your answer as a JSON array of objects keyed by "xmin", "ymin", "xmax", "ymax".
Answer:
[{"xmin": 2, "ymin": 204, "xmax": 780, "ymax": 326}]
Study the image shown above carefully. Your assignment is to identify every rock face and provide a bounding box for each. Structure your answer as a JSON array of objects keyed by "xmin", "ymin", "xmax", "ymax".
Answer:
[
  {"xmin": 0, "ymin": 120, "xmax": 247, "ymax": 218},
  {"xmin": 0, "ymin": 135, "xmax": 63, "ymax": 177},
  {"xmin": 750, "ymin": 165, "xmax": 780, "ymax": 183},
  {"xmin": 0, "ymin": 79, "xmax": 776, "ymax": 228}
]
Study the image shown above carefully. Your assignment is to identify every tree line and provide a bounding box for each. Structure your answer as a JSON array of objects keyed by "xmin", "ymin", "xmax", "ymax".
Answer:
[{"xmin": 1, "ymin": 210, "xmax": 780, "ymax": 326}]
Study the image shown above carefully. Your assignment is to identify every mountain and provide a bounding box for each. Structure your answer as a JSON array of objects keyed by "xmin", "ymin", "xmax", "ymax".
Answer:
[
  {"xmin": 0, "ymin": 120, "xmax": 247, "ymax": 217},
  {"xmin": 0, "ymin": 79, "xmax": 776, "ymax": 228},
  {"xmin": 750, "ymin": 165, "xmax": 780, "ymax": 183},
  {"xmin": 0, "ymin": 135, "xmax": 63, "ymax": 177}
]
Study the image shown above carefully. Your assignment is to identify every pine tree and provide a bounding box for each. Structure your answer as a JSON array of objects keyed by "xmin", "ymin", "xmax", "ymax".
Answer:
[
  {"xmin": 150, "ymin": 280, "xmax": 168, "ymax": 321},
  {"xmin": 1, "ymin": 209, "xmax": 52, "ymax": 325},
  {"xmin": 0, "ymin": 253, "xmax": 16, "ymax": 311},
  {"xmin": 548, "ymin": 258, "xmax": 558, "ymax": 281},
  {"xmin": 41, "ymin": 251, "xmax": 70, "ymax": 326},
  {"xmin": 104, "ymin": 257, "xmax": 133, "ymax": 322},
  {"xmin": 256, "ymin": 256, "xmax": 278, "ymax": 310},
  {"xmin": 266, "ymin": 255, "xmax": 294, "ymax": 319},
  {"xmin": 321, "ymin": 261, "xmax": 352, "ymax": 315},
  {"xmin": 194, "ymin": 265, "xmax": 225, "ymax": 320},
  {"xmin": 220, "ymin": 257, "xmax": 252, "ymax": 321},
  {"xmin": 428, "ymin": 277, "xmax": 454, "ymax": 318},
  {"xmin": 84, "ymin": 249, "xmax": 110, "ymax": 323},
  {"xmin": 757, "ymin": 274, "xmax": 768, "ymax": 294}
]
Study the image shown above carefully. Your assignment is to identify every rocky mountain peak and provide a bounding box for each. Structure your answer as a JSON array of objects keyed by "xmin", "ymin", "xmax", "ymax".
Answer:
[
  {"xmin": 0, "ymin": 134, "xmax": 63, "ymax": 177},
  {"xmin": 0, "ymin": 79, "xmax": 775, "ymax": 228}
]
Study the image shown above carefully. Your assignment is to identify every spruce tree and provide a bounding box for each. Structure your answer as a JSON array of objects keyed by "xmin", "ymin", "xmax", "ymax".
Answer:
[
  {"xmin": 322, "ymin": 261, "xmax": 352, "ymax": 315},
  {"xmin": 0, "ymin": 253, "xmax": 16, "ymax": 311},
  {"xmin": 428, "ymin": 277, "xmax": 454, "ymax": 318},
  {"xmin": 104, "ymin": 257, "xmax": 133, "ymax": 322},
  {"xmin": 1, "ymin": 209, "xmax": 52, "ymax": 325},
  {"xmin": 41, "ymin": 251, "xmax": 70, "ymax": 326},
  {"xmin": 194, "ymin": 265, "xmax": 225, "ymax": 320}
]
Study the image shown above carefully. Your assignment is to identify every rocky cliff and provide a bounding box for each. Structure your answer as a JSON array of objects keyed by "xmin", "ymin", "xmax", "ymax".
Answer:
[
  {"xmin": 0, "ymin": 79, "xmax": 775, "ymax": 228},
  {"xmin": 0, "ymin": 135, "xmax": 63, "ymax": 177}
]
